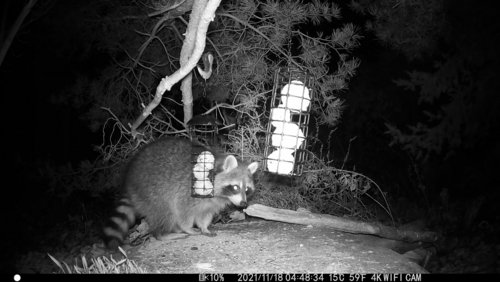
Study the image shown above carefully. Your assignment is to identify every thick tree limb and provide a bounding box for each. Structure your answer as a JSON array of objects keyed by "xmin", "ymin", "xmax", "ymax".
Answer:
[
  {"xmin": 179, "ymin": 0, "xmax": 206, "ymax": 125},
  {"xmin": 130, "ymin": 0, "xmax": 222, "ymax": 137},
  {"xmin": 244, "ymin": 204, "xmax": 438, "ymax": 243}
]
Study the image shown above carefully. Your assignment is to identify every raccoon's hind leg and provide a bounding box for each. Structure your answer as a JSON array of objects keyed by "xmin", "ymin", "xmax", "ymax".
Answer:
[
  {"xmin": 177, "ymin": 226, "xmax": 201, "ymax": 235},
  {"xmin": 195, "ymin": 212, "xmax": 217, "ymax": 237},
  {"xmin": 156, "ymin": 224, "xmax": 198, "ymax": 241},
  {"xmin": 176, "ymin": 214, "xmax": 202, "ymax": 235}
]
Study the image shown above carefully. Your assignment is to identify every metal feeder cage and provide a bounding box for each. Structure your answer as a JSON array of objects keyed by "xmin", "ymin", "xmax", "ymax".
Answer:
[
  {"xmin": 263, "ymin": 67, "xmax": 313, "ymax": 176},
  {"xmin": 188, "ymin": 116, "xmax": 219, "ymax": 198}
]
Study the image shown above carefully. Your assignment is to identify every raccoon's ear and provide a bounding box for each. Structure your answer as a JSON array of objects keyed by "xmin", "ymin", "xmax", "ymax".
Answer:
[
  {"xmin": 223, "ymin": 155, "xmax": 238, "ymax": 171},
  {"xmin": 247, "ymin": 162, "xmax": 259, "ymax": 174}
]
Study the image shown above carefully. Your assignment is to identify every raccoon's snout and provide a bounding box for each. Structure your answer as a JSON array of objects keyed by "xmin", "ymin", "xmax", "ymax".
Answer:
[{"xmin": 227, "ymin": 193, "xmax": 248, "ymax": 208}]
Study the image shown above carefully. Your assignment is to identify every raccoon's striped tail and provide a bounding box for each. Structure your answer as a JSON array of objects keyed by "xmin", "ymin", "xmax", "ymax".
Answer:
[{"xmin": 103, "ymin": 198, "xmax": 136, "ymax": 249}]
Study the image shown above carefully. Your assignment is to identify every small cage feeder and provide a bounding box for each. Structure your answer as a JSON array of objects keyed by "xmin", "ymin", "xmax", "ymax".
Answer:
[
  {"xmin": 187, "ymin": 115, "xmax": 220, "ymax": 147},
  {"xmin": 190, "ymin": 149, "xmax": 215, "ymax": 198},
  {"xmin": 188, "ymin": 115, "xmax": 219, "ymax": 198},
  {"xmin": 263, "ymin": 68, "xmax": 313, "ymax": 176}
]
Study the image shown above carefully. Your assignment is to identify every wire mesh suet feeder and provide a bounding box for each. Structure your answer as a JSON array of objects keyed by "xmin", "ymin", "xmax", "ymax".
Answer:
[
  {"xmin": 188, "ymin": 115, "xmax": 220, "ymax": 198},
  {"xmin": 190, "ymin": 148, "xmax": 215, "ymax": 198},
  {"xmin": 187, "ymin": 115, "xmax": 220, "ymax": 147},
  {"xmin": 263, "ymin": 68, "xmax": 313, "ymax": 176}
]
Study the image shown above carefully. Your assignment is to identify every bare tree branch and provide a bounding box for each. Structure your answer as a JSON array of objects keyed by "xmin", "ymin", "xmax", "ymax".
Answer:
[
  {"xmin": 0, "ymin": 0, "xmax": 38, "ymax": 68},
  {"xmin": 179, "ymin": 0, "xmax": 206, "ymax": 125}
]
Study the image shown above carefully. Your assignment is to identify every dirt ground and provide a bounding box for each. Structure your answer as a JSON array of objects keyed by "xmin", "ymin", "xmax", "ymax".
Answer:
[{"xmin": 123, "ymin": 219, "xmax": 427, "ymax": 273}]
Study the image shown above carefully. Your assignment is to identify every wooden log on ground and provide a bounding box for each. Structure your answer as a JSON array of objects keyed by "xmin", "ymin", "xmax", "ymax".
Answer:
[{"xmin": 244, "ymin": 204, "xmax": 438, "ymax": 243}]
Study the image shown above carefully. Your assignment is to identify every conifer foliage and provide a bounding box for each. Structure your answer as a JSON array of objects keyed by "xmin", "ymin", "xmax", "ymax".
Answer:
[
  {"xmin": 82, "ymin": 0, "xmax": 360, "ymax": 163},
  {"xmin": 352, "ymin": 0, "xmax": 499, "ymax": 161}
]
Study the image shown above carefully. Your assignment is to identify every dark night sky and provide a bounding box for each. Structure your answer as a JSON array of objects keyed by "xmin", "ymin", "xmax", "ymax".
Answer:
[{"xmin": 3, "ymin": 1, "xmax": 102, "ymax": 165}]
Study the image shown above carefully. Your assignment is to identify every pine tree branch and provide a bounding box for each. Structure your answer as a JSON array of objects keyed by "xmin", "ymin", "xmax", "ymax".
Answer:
[{"xmin": 218, "ymin": 12, "xmax": 302, "ymax": 69}]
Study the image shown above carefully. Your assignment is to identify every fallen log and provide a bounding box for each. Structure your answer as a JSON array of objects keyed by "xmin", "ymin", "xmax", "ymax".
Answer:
[{"xmin": 244, "ymin": 204, "xmax": 438, "ymax": 243}]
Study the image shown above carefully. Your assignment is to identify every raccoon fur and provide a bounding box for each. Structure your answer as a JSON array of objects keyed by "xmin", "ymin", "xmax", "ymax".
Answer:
[{"xmin": 103, "ymin": 137, "xmax": 259, "ymax": 248}]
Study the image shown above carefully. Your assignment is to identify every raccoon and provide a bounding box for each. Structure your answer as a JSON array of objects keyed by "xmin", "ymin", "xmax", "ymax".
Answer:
[{"xmin": 103, "ymin": 137, "xmax": 259, "ymax": 248}]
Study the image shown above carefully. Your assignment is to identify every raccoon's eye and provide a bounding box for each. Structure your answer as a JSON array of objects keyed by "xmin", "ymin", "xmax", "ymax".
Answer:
[{"xmin": 233, "ymin": 185, "xmax": 239, "ymax": 191}]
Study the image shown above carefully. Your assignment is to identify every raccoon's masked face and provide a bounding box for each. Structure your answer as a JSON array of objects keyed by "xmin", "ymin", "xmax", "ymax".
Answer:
[{"xmin": 215, "ymin": 155, "xmax": 259, "ymax": 208}]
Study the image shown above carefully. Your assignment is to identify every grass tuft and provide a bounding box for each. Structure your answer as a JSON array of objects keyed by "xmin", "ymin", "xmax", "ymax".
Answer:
[{"xmin": 48, "ymin": 247, "xmax": 147, "ymax": 274}]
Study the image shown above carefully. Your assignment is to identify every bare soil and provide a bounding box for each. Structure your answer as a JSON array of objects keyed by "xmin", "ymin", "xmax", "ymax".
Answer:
[{"xmin": 124, "ymin": 219, "xmax": 427, "ymax": 273}]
